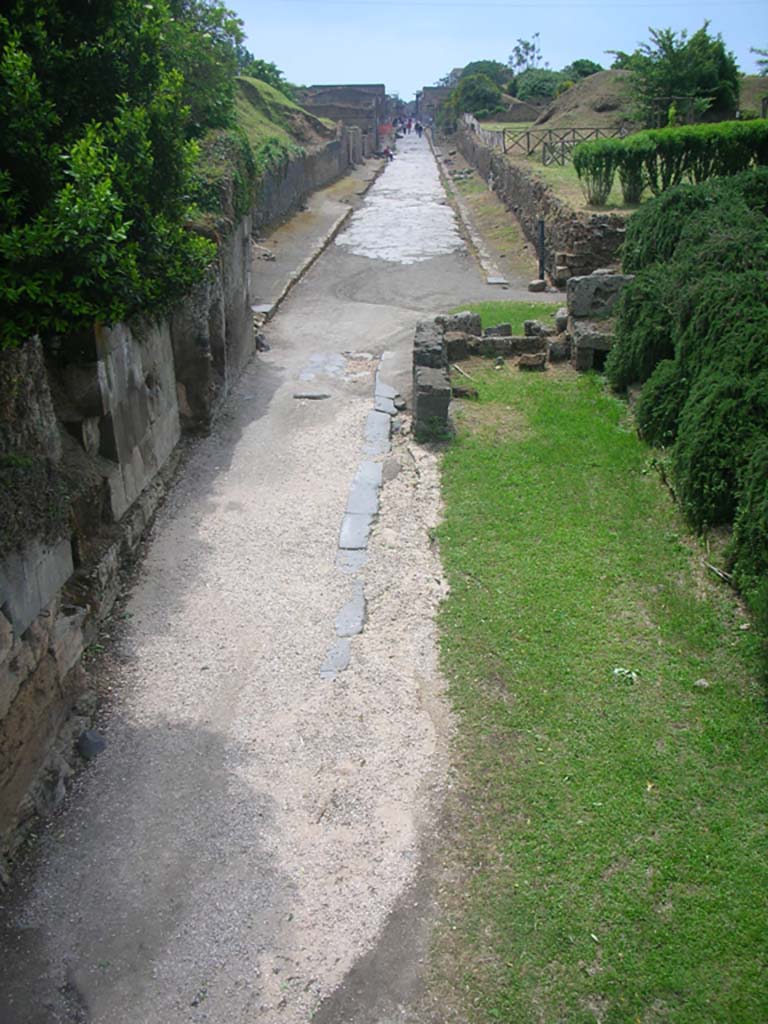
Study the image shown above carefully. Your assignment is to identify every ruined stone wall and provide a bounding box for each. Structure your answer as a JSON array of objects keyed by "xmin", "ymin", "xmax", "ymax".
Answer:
[
  {"xmin": 252, "ymin": 138, "xmax": 348, "ymax": 234},
  {"xmin": 456, "ymin": 128, "xmax": 627, "ymax": 280},
  {"xmin": 0, "ymin": 219, "xmax": 253, "ymax": 873},
  {"xmin": 0, "ymin": 140, "xmax": 370, "ymax": 873}
]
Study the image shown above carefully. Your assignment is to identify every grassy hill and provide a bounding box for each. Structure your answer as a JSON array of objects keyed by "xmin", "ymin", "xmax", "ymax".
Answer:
[
  {"xmin": 534, "ymin": 70, "xmax": 635, "ymax": 129},
  {"xmin": 235, "ymin": 77, "xmax": 336, "ymax": 158},
  {"xmin": 739, "ymin": 75, "xmax": 768, "ymax": 116}
]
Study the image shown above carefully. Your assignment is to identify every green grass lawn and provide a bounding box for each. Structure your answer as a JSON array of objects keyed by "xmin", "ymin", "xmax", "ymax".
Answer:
[
  {"xmin": 434, "ymin": 365, "xmax": 768, "ymax": 1023},
  {"xmin": 452, "ymin": 301, "xmax": 559, "ymax": 334}
]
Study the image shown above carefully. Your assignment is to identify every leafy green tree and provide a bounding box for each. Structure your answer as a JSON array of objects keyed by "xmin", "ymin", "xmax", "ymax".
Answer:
[
  {"xmin": 609, "ymin": 23, "xmax": 740, "ymax": 126},
  {"xmin": 0, "ymin": 0, "xmax": 248, "ymax": 349},
  {"xmin": 563, "ymin": 58, "xmax": 603, "ymax": 80},
  {"xmin": 451, "ymin": 74, "xmax": 505, "ymax": 118},
  {"xmin": 508, "ymin": 34, "xmax": 542, "ymax": 72},
  {"xmin": 751, "ymin": 47, "xmax": 768, "ymax": 75},
  {"xmin": 236, "ymin": 51, "xmax": 295, "ymax": 100},
  {"xmin": 515, "ymin": 68, "xmax": 567, "ymax": 102},
  {"xmin": 461, "ymin": 60, "xmax": 514, "ymax": 91}
]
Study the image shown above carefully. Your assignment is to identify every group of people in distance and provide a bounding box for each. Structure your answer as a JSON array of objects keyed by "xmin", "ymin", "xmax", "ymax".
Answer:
[
  {"xmin": 381, "ymin": 114, "xmax": 428, "ymax": 160},
  {"xmin": 393, "ymin": 115, "xmax": 425, "ymax": 138}
]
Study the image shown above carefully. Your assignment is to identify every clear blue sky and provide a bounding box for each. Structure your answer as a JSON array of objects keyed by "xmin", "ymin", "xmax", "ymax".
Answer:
[{"xmin": 236, "ymin": 0, "xmax": 767, "ymax": 101}]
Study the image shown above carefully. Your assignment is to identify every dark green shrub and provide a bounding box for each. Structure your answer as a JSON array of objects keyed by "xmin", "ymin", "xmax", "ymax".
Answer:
[
  {"xmin": 616, "ymin": 137, "xmax": 650, "ymax": 203},
  {"xmin": 572, "ymin": 139, "xmax": 620, "ymax": 206},
  {"xmin": 574, "ymin": 121, "xmax": 768, "ymax": 212},
  {"xmin": 731, "ymin": 440, "xmax": 768, "ymax": 601},
  {"xmin": 675, "ymin": 270, "xmax": 768, "ymax": 379},
  {"xmin": 635, "ymin": 359, "xmax": 689, "ymax": 447},
  {"xmin": 672, "ymin": 370, "xmax": 768, "ymax": 529},
  {"xmin": 605, "ymin": 265, "xmax": 676, "ymax": 388},
  {"xmin": 611, "ymin": 169, "xmax": 768, "ymax": 600}
]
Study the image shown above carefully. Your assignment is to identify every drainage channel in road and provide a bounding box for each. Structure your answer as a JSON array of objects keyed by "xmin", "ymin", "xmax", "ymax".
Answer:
[{"xmin": 321, "ymin": 354, "xmax": 403, "ymax": 681}]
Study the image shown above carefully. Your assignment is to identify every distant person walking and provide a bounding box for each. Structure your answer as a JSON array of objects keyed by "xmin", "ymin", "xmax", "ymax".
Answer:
[{"xmin": 415, "ymin": 121, "xmax": 423, "ymax": 138}]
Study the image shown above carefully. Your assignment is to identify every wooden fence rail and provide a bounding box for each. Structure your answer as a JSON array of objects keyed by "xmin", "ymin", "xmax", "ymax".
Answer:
[
  {"xmin": 460, "ymin": 115, "xmax": 628, "ymax": 165},
  {"xmin": 503, "ymin": 126, "xmax": 628, "ymax": 156}
]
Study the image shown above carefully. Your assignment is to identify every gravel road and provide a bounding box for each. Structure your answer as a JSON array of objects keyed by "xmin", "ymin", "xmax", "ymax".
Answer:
[{"xmin": 0, "ymin": 132, "xmax": 506, "ymax": 1023}]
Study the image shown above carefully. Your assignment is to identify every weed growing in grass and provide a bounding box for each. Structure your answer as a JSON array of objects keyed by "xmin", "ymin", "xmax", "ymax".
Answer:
[{"xmin": 433, "ymin": 366, "xmax": 768, "ymax": 1024}]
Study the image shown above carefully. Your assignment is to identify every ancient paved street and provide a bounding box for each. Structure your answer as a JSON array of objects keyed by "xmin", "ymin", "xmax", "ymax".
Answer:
[{"xmin": 2, "ymin": 134, "xmax": 509, "ymax": 1023}]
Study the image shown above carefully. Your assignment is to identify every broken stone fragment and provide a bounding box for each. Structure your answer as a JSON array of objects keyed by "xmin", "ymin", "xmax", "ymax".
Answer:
[
  {"xmin": 484, "ymin": 323, "xmax": 511, "ymax": 338},
  {"xmin": 523, "ymin": 320, "xmax": 555, "ymax": 339},
  {"xmin": 451, "ymin": 385, "xmax": 479, "ymax": 400},
  {"xmin": 77, "ymin": 730, "xmax": 106, "ymax": 760},
  {"xmin": 547, "ymin": 339, "xmax": 571, "ymax": 363},
  {"xmin": 566, "ymin": 272, "xmax": 634, "ymax": 318},
  {"xmin": 528, "ymin": 279, "xmax": 547, "ymax": 293},
  {"xmin": 444, "ymin": 331, "xmax": 474, "ymax": 361},
  {"xmin": 518, "ymin": 352, "xmax": 547, "ymax": 371},
  {"xmin": 434, "ymin": 311, "xmax": 482, "ymax": 337}
]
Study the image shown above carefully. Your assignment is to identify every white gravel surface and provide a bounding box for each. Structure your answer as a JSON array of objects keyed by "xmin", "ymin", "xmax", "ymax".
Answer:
[{"xmin": 0, "ymin": 131, "xmax": 505, "ymax": 1024}]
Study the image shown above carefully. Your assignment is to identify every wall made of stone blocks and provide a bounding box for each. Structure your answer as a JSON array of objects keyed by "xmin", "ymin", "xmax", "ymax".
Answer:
[
  {"xmin": 252, "ymin": 138, "xmax": 349, "ymax": 234},
  {"xmin": 456, "ymin": 128, "xmax": 627, "ymax": 280}
]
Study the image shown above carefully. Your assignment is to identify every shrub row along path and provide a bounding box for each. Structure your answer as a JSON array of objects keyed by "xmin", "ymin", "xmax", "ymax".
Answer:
[{"xmin": 0, "ymin": 134, "xmax": 529, "ymax": 1023}]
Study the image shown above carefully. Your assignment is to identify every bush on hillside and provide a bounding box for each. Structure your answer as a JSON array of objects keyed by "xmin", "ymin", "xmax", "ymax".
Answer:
[{"xmin": 515, "ymin": 68, "xmax": 567, "ymax": 102}]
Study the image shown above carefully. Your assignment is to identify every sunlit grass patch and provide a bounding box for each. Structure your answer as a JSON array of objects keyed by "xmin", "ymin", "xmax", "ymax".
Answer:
[
  {"xmin": 451, "ymin": 300, "xmax": 559, "ymax": 334},
  {"xmin": 434, "ymin": 368, "xmax": 768, "ymax": 1024}
]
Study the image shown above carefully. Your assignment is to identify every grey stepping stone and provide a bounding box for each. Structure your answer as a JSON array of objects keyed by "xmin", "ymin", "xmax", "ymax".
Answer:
[
  {"xmin": 339, "ymin": 513, "xmax": 373, "ymax": 550},
  {"xmin": 320, "ymin": 638, "xmax": 351, "ymax": 680},
  {"xmin": 374, "ymin": 375, "xmax": 397, "ymax": 400},
  {"xmin": 336, "ymin": 549, "xmax": 368, "ymax": 573},
  {"xmin": 374, "ymin": 395, "xmax": 396, "ymax": 416},
  {"xmin": 346, "ymin": 461, "xmax": 383, "ymax": 516},
  {"xmin": 363, "ymin": 410, "xmax": 391, "ymax": 456},
  {"xmin": 336, "ymin": 581, "xmax": 367, "ymax": 637}
]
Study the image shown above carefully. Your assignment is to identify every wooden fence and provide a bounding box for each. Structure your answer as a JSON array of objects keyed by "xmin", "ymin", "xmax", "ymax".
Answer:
[{"xmin": 460, "ymin": 116, "xmax": 628, "ymax": 164}]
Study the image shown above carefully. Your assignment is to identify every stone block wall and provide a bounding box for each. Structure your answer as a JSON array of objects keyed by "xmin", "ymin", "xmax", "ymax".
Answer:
[
  {"xmin": 0, "ymin": 130, "xmax": 370, "ymax": 872},
  {"xmin": 252, "ymin": 137, "xmax": 350, "ymax": 234},
  {"xmin": 456, "ymin": 128, "xmax": 627, "ymax": 280},
  {"xmin": 565, "ymin": 271, "xmax": 635, "ymax": 371}
]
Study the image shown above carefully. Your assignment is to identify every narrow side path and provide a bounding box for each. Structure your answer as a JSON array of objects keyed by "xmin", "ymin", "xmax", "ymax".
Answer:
[{"xmin": 1, "ymin": 131, "xmax": 497, "ymax": 1024}]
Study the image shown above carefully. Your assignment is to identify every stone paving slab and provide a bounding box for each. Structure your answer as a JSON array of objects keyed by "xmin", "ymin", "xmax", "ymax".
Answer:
[
  {"xmin": 339, "ymin": 513, "xmax": 374, "ymax": 551},
  {"xmin": 346, "ymin": 462, "xmax": 383, "ymax": 516}
]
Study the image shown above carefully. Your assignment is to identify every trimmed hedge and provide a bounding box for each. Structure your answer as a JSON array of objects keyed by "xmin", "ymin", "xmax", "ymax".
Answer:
[
  {"xmin": 573, "ymin": 120, "xmax": 768, "ymax": 206},
  {"xmin": 606, "ymin": 170, "xmax": 768, "ymax": 620}
]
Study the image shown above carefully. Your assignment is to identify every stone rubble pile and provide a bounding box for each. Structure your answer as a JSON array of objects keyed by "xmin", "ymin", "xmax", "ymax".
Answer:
[{"xmin": 412, "ymin": 270, "xmax": 636, "ymax": 437}]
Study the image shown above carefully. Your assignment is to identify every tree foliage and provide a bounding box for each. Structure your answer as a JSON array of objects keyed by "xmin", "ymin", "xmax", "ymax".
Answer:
[
  {"xmin": 445, "ymin": 73, "xmax": 505, "ymax": 121},
  {"xmin": 461, "ymin": 60, "xmax": 514, "ymax": 91},
  {"xmin": 0, "ymin": 0, "xmax": 249, "ymax": 349},
  {"xmin": 508, "ymin": 34, "xmax": 542, "ymax": 72},
  {"xmin": 562, "ymin": 58, "xmax": 603, "ymax": 80},
  {"xmin": 609, "ymin": 23, "xmax": 739, "ymax": 126},
  {"xmin": 515, "ymin": 68, "xmax": 567, "ymax": 102},
  {"xmin": 236, "ymin": 52, "xmax": 294, "ymax": 100}
]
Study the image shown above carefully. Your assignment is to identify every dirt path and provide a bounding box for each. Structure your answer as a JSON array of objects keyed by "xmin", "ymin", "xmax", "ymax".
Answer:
[{"xmin": 1, "ymin": 133, "xmax": 517, "ymax": 1024}]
